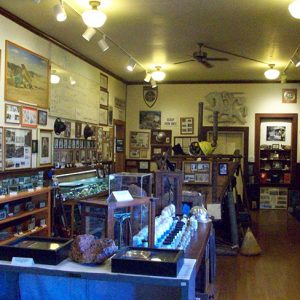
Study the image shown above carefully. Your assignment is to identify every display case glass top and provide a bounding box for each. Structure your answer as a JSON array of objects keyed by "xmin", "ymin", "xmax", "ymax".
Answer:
[{"xmin": 54, "ymin": 169, "xmax": 108, "ymax": 200}]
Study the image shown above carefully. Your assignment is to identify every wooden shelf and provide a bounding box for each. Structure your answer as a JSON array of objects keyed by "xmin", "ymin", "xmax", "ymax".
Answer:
[
  {"xmin": 0, "ymin": 207, "xmax": 48, "ymax": 225},
  {"xmin": 0, "ymin": 226, "xmax": 48, "ymax": 246}
]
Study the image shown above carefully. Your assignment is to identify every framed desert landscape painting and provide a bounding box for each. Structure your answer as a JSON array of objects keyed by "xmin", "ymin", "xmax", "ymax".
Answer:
[{"xmin": 5, "ymin": 41, "xmax": 50, "ymax": 108}]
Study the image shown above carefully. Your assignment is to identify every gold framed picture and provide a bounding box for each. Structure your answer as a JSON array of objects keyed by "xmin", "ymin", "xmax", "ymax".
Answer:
[{"xmin": 282, "ymin": 89, "xmax": 297, "ymax": 103}]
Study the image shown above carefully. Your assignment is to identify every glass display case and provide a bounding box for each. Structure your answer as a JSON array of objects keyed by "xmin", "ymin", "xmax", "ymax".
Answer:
[
  {"xmin": 80, "ymin": 197, "xmax": 156, "ymax": 249},
  {"xmin": 108, "ymin": 172, "xmax": 153, "ymax": 198},
  {"xmin": 54, "ymin": 169, "xmax": 109, "ymax": 200}
]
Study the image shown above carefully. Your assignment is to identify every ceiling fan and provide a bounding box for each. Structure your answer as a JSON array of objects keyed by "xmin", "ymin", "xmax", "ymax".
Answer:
[{"xmin": 174, "ymin": 43, "xmax": 229, "ymax": 68}]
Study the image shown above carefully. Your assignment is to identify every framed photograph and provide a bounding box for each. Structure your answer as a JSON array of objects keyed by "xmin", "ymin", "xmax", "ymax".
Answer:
[
  {"xmin": 0, "ymin": 127, "xmax": 3, "ymax": 169},
  {"xmin": 32, "ymin": 140, "xmax": 38, "ymax": 154},
  {"xmin": 129, "ymin": 149, "xmax": 140, "ymax": 158},
  {"xmin": 130, "ymin": 131, "xmax": 150, "ymax": 149},
  {"xmin": 180, "ymin": 117, "xmax": 194, "ymax": 135},
  {"xmin": 272, "ymin": 143, "xmax": 280, "ymax": 150},
  {"xmin": 266, "ymin": 126, "xmax": 286, "ymax": 141},
  {"xmin": 80, "ymin": 149, "xmax": 86, "ymax": 162},
  {"xmin": 100, "ymin": 90, "xmax": 109, "ymax": 107},
  {"xmin": 39, "ymin": 129, "xmax": 53, "ymax": 166},
  {"xmin": 5, "ymin": 104, "xmax": 21, "ymax": 124},
  {"xmin": 282, "ymin": 89, "xmax": 297, "ymax": 103},
  {"xmin": 5, "ymin": 41, "xmax": 49, "ymax": 108},
  {"xmin": 99, "ymin": 107, "xmax": 108, "ymax": 125},
  {"xmin": 4, "ymin": 127, "xmax": 32, "ymax": 170},
  {"xmin": 100, "ymin": 73, "xmax": 108, "ymax": 90},
  {"xmin": 108, "ymin": 105, "xmax": 113, "ymax": 126},
  {"xmin": 151, "ymin": 130, "xmax": 172, "ymax": 145},
  {"xmin": 139, "ymin": 111, "xmax": 161, "ymax": 129},
  {"xmin": 75, "ymin": 122, "xmax": 82, "ymax": 138},
  {"xmin": 64, "ymin": 121, "xmax": 71, "ymax": 138},
  {"xmin": 58, "ymin": 138, "xmax": 64, "ymax": 149},
  {"xmin": 195, "ymin": 173, "xmax": 210, "ymax": 183},
  {"xmin": 184, "ymin": 174, "xmax": 195, "ymax": 182},
  {"xmin": 139, "ymin": 161, "xmax": 149, "ymax": 170},
  {"xmin": 219, "ymin": 163, "xmax": 228, "ymax": 176},
  {"xmin": 21, "ymin": 106, "xmax": 37, "ymax": 127},
  {"xmin": 54, "ymin": 137, "xmax": 59, "ymax": 149},
  {"xmin": 38, "ymin": 110, "xmax": 47, "ymax": 125}
]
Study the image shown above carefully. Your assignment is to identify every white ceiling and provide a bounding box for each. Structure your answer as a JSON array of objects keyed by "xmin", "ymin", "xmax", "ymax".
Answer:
[{"xmin": 1, "ymin": 0, "xmax": 300, "ymax": 83}]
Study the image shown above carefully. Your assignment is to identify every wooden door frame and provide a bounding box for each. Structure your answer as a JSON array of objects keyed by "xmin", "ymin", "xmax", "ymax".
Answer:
[{"xmin": 254, "ymin": 113, "xmax": 298, "ymax": 186}]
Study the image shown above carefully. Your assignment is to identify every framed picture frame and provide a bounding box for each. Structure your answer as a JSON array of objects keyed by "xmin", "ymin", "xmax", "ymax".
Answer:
[
  {"xmin": 38, "ymin": 129, "xmax": 53, "ymax": 166},
  {"xmin": 129, "ymin": 149, "xmax": 140, "ymax": 158},
  {"xmin": 5, "ymin": 103, "xmax": 21, "ymax": 124},
  {"xmin": 75, "ymin": 122, "xmax": 82, "ymax": 138},
  {"xmin": 54, "ymin": 137, "xmax": 59, "ymax": 149},
  {"xmin": 282, "ymin": 89, "xmax": 297, "ymax": 103},
  {"xmin": 21, "ymin": 106, "xmax": 37, "ymax": 127},
  {"xmin": 108, "ymin": 105, "xmax": 113, "ymax": 126},
  {"xmin": 100, "ymin": 73, "xmax": 108, "ymax": 90},
  {"xmin": 38, "ymin": 110, "xmax": 47, "ymax": 125},
  {"xmin": 64, "ymin": 121, "xmax": 71, "ymax": 138},
  {"xmin": 99, "ymin": 107, "xmax": 108, "ymax": 125},
  {"xmin": 4, "ymin": 127, "xmax": 32, "ymax": 170},
  {"xmin": 130, "ymin": 131, "xmax": 150, "ymax": 149},
  {"xmin": 272, "ymin": 143, "xmax": 280, "ymax": 150},
  {"xmin": 180, "ymin": 117, "xmax": 194, "ymax": 135},
  {"xmin": 0, "ymin": 127, "xmax": 3, "ymax": 169},
  {"xmin": 100, "ymin": 90, "xmax": 109, "ymax": 107},
  {"xmin": 218, "ymin": 163, "xmax": 228, "ymax": 176},
  {"xmin": 151, "ymin": 129, "xmax": 172, "ymax": 145},
  {"xmin": 266, "ymin": 126, "xmax": 286, "ymax": 142},
  {"xmin": 32, "ymin": 140, "xmax": 38, "ymax": 154},
  {"xmin": 5, "ymin": 41, "xmax": 49, "ymax": 108},
  {"xmin": 139, "ymin": 111, "xmax": 161, "ymax": 129}
]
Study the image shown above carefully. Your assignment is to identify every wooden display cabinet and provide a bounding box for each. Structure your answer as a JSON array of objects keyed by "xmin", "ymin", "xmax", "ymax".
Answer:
[
  {"xmin": 155, "ymin": 170, "xmax": 183, "ymax": 215},
  {"xmin": 0, "ymin": 187, "xmax": 51, "ymax": 245},
  {"xmin": 80, "ymin": 196, "xmax": 156, "ymax": 248}
]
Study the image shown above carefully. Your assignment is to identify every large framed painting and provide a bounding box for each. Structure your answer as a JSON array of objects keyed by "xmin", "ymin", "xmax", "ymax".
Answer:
[
  {"xmin": 38, "ymin": 129, "xmax": 53, "ymax": 166},
  {"xmin": 139, "ymin": 111, "xmax": 161, "ymax": 129},
  {"xmin": 5, "ymin": 41, "xmax": 50, "ymax": 108},
  {"xmin": 4, "ymin": 127, "xmax": 32, "ymax": 170}
]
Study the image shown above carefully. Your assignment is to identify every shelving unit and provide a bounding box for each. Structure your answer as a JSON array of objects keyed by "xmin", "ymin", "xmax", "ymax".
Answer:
[{"xmin": 0, "ymin": 187, "xmax": 51, "ymax": 245}]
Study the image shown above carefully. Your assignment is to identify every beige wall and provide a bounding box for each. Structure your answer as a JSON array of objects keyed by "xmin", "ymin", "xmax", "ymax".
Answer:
[
  {"xmin": 126, "ymin": 84, "xmax": 300, "ymax": 162},
  {"xmin": 0, "ymin": 15, "xmax": 126, "ymax": 168}
]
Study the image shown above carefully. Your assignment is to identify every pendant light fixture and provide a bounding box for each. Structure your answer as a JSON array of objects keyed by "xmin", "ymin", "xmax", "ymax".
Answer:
[
  {"xmin": 264, "ymin": 64, "xmax": 280, "ymax": 80},
  {"xmin": 151, "ymin": 66, "xmax": 166, "ymax": 81},
  {"xmin": 289, "ymin": 0, "xmax": 300, "ymax": 19},
  {"xmin": 53, "ymin": 0, "xmax": 67, "ymax": 22},
  {"xmin": 82, "ymin": 1, "xmax": 107, "ymax": 28}
]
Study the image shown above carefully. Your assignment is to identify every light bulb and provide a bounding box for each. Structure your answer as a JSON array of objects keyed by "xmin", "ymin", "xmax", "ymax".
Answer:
[
  {"xmin": 264, "ymin": 66, "xmax": 280, "ymax": 80},
  {"xmin": 289, "ymin": 0, "xmax": 300, "ymax": 19},
  {"xmin": 151, "ymin": 67, "xmax": 166, "ymax": 81}
]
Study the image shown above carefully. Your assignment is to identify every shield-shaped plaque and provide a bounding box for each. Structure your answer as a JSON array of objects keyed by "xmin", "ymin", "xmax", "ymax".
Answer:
[{"xmin": 143, "ymin": 85, "xmax": 158, "ymax": 108}]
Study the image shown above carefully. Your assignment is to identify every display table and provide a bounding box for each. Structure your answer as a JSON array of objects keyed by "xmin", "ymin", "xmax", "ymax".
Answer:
[{"xmin": 0, "ymin": 257, "xmax": 196, "ymax": 300}]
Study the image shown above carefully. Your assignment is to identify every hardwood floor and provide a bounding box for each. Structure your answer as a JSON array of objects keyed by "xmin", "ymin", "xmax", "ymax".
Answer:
[{"xmin": 212, "ymin": 210, "xmax": 300, "ymax": 300}]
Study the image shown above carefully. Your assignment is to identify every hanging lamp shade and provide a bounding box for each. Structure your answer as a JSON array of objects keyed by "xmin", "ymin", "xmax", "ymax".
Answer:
[
  {"xmin": 264, "ymin": 65, "xmax": 280, "ymax": 80},
  {"xmin": 289, "ymin": 0, "xmax": 300, "ymax": 19},
  {"xmin": 151, "ymin": 66, "xmax": 166, "ymax": 81},
  {"xmin": 82, "ymin": 1, "xmax": 107, "ymax": 28}
]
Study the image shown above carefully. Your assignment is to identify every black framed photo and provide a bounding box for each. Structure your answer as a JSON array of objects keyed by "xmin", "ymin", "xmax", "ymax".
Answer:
[
  {"xmin": 32, "ymin": 140, "xmax": 38, "ymax": 153},
  {"xmin": 38, "ymin": 110, "xmax": 47, "ymax": 126},
  {"xmin": 272, "ymin": 144, "xmax": 280, "ymax": 150},
  {"xmin": 219, "ymin": 163, "xmax": 228, "ymax": 176}
]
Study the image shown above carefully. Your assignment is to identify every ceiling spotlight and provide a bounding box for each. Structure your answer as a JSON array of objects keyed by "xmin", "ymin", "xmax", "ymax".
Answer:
[
  {"xmin": 70, "ymin": 76, "xmax": 76, "ymax": 85},
  {"xmin": 82, "ymin": 27, "xmax": 96, "ymax": 41},
  {"xmin": 264, "ymin": 64, "xmax": 280, "ymax": 80},
  {"xmin": 127, "ymin": 58, "xmax": 136, "ymax": 72},
  {"xmin": 291, "ymin": 54, "xmax": 300, "ymax": 67},
  {"xmin": 289, "ymin": 0, "xmax": 300, "ymax": 19},
  {"xmin": 151, "ymin": 78, "xmax": 157, "ymax": 88},
  {"xmin": 53, "ymin": 0, "xmax": 67, "ymax": 22},
  {"xmin": 98, "ymin": 35, "xmax": 109, "ymax": 52},
  {"xmin": 151, "ymin": 66, "xmax": 166, "ymax": 81},
  {"xmin": 51, "ymin": 71, "xmax": 60, "ymax": 84},
  {"xmin": 82, "ymin": 0, "xmax": 107, "ymax": 28},
  {"xmin": 144, "ymin": 72, "xmax": 152, "ymax": 83}
]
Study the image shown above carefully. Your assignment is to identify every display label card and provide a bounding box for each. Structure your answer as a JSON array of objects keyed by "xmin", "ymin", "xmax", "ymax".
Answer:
[
  {"xmin": 12, "ymin": 257, "xmax": 35, "ymax": 267},
  {"xmin": 9, "ymin": 192, "xmax": 18, "ymax": 196},
  {"xmin": 107, "ymin": 190, "xmax": 133, "ymax": 202}
]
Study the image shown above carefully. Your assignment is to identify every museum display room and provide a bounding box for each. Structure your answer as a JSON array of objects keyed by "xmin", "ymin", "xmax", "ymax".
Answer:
[{"xmin": 1, "ymin": 1, "xmax": 300, "ymax": 299}]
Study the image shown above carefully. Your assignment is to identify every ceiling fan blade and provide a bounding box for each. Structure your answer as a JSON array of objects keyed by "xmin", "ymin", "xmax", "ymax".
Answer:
[
  {"xmin": 174, "ymin": 59, "xmax": 195, "ymax": 64},
  {"xmin": 200, "ymin": 60, "xmax": 213, "ymax": 68},
  {"xmin": 206, "ymin": 57, "xmax": 229, "ymax": 61}
]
